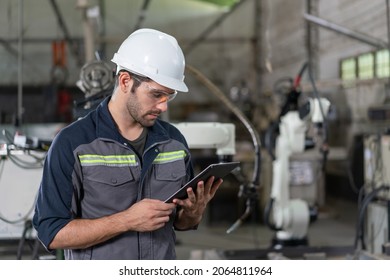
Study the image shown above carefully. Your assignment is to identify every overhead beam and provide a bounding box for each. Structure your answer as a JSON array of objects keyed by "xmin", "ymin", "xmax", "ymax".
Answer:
[
  {"xmin": 184, "ymin": 0, "xmax": 249, "ymax": 55},
  {"xmin": 304, "ymin": 13, "xmax": 388, "ymax": 49}
]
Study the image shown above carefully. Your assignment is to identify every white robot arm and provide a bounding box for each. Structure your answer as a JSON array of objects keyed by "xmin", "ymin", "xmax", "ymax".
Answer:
[{"xmin": 269, "ymin": 97, "xmax": 331, "ymax": 245}]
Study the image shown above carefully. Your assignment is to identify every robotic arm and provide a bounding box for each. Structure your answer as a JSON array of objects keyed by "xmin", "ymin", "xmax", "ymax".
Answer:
[
  {"xmin": 265, "ymin": 63, "xmax": 331, "ymax": 247},
  {"xmin": 269, "ymin": 98, "xmax": 330, "ymax": 245}
]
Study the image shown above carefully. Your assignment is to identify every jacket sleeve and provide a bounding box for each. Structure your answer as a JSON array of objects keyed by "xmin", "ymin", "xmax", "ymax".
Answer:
[{"xmin": 32, "ymin": 131, "xmax": 76, "ymax": 250}]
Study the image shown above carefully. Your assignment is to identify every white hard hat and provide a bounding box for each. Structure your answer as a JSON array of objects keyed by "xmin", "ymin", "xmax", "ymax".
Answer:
[{"xmin": 111, "ymin": 28, "xmax": 188, "ymax": 92}]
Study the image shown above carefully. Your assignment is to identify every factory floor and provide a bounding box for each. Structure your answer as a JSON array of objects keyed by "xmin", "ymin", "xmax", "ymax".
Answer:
[
  {"xmin": 0, "ymin": 195, "xmax": 360, "ymax": 260},
  {"xmin": 175, "ymin": 195, "xmax": 359, "ymax": 260}
]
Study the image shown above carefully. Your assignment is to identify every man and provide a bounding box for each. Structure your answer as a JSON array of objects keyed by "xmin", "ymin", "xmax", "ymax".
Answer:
[{"xmin": 33, "ymin": 28, "xmax": 223, "ymax": 260}]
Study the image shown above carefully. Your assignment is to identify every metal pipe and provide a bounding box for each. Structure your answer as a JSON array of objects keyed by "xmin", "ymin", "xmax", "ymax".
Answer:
[
  {"xmin": 386, "ymin": 0, "xmax": 390, "ymax": 88},
  {"xmin": 133, "ymin": 0, "xmax": 152, "ymax": 31},
  {"xmin": 17, "ymin": 0, "xmax": 24, "ymax": 126},
  {"xmin": 305, "ymin": 0, "xmax": 319, "ymax": 80},
  {"xmin": 253, "ymin": 0, "xmax": 262, "ymax": 92},
  {"xmin": 97, "ymin": 0, "xmax": 106, "ymax": 58},
  {"xmin": 184, "ymin": 0, "xmax": 249, "ymax": 55},
  {"xmin": 81, "ymin": 3, "xmax": 95, "ymax": 63},
  {"xmin": 304, "ymin": 13, "xmax": 388, "ymax": 49},
  {"xmin": 49, "ymin": 0, "xmax": 82, "ymax": 66}
]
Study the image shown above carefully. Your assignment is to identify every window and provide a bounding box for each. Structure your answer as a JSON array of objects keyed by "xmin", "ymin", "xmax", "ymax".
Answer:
[
  {"xmin": 340, "ymin": 49, "xmax": 390, "ymax": 83},
  {"xmin": 358, "ymin": 53, "xmax": 374, "ymax": 79},
  {"xmin": 376, "ymin": 49, "xmax": 390, "ymax": 78},
  {"xmin": 197, "ymin": 0, "xmax": 238, "ymax": 7},
  {"xmin": 341, "ymin": 58, "xmax": 356, "ymax": 80}
]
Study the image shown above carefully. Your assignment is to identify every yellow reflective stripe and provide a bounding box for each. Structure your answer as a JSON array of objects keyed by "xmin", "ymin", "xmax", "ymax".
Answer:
[
  {"xmin": 153, "ymin": 150, "xmax": 186, "ymax": 164},
  {"xmin": 78, "ymin": 154, "xmax": 137, "ymax": 166}
]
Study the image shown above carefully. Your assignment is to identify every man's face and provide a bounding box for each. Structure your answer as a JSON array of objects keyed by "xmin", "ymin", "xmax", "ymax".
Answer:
[{"xmin": 126, "ymin": 79, "xmax": 176, "ymax": 127}]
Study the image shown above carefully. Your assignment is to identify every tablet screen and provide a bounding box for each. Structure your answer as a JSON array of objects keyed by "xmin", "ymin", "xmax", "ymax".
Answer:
[{"xmin": 164, "ymin": 161, "xmax": 240, "ymax": 203}]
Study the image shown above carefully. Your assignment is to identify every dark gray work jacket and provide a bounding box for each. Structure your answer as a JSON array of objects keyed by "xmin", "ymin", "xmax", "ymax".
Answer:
[{"xmin": 33, "ymin": 97, "xmax": 193, "ymax": 259}]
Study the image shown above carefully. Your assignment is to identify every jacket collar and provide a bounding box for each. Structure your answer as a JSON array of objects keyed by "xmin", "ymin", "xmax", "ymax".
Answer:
[{"xmin": 95, "ymin": 96, "xmax": 170, "ymax": 147}]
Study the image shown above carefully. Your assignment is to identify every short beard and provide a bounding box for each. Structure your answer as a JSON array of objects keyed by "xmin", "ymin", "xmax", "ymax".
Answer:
[{"xmin": 126, "ymin": 96, "xmax": 160, "ymax": 127}]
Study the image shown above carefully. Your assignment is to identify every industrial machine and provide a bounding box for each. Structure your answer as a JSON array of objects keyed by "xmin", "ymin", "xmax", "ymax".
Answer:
[
  {"xmin": 264, "ymin": 63, "xmax": 331, "ymax": 247},
  {"xmin": 0, "ymin": 124, "xmax": 61, "ymax": 259},
  {"xmin": 266, "ymin": 97, "xmax": 330, "ymax": 246},
  {"xmin": 74, "ymin": 58, "xmax": 114, "ymax": 119},
  {"xmin": 360, "ymin": 133, "xmax": 390, "ymax": 257}
]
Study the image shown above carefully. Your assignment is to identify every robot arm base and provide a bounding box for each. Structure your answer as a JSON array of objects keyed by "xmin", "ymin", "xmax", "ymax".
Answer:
[{"xmin": 273, "ymin": 199, "xmax": 310, "ymax": 240}]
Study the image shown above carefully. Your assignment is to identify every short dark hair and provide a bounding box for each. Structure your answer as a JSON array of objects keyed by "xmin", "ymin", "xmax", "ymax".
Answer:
[{"xmin": 115, "ymin": 70, "xmax": 150, "ymax": 93}]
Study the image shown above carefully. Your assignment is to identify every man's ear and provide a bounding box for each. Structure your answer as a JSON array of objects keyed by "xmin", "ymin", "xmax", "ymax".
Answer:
[{"xmin": 118, "ymin": 71, "xmax": 131, "ymax": 92}]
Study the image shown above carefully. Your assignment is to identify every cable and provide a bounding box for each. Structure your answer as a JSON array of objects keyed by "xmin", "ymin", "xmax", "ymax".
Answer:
[
  {"xmin": 354, "ymin": 185, "xmax": 366, "ymax": 250},
  {"xmin": 353, "ymin": 185, "xmax": 390, "ymax": 252},
  {"xmin": 306, "ymin": 63, "xmax": 328, "ymax": 142},
  {"xmin": 7, "ymin": 153, "xmax": 44, "ymax": 170},
  {"xmin": 306, "ymin": 63, "xmax": 329, "ymax": 171},
  {"xmin": 293, "ymin": 62, "xmax": 308, "ymax": 89}
]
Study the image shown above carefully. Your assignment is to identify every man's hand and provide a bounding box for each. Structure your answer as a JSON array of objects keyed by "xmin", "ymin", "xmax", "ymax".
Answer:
[
  {"xmin": 173, "ymin": 176, "xmax": 223, "ymax": 229},
  {"xmin": 49, "ymin": 199, "xmax": 176, "ymax": 250},
  {"xmin": 124, "ymin": 199, "xmax": 176, "ymax": 232}
]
